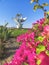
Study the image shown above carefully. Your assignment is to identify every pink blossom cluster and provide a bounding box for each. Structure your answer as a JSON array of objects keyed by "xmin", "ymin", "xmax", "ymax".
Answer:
[
  {"xmin": 42, "ymin": 25, "xmax": 49, "ymax": 38},
  {"xmin": 4, "ymin": 18, "xmax": 49, "ymax": 65},
  {"xmin": 41, "ymin": 25, "xmax": 49, "ymax": 50}
]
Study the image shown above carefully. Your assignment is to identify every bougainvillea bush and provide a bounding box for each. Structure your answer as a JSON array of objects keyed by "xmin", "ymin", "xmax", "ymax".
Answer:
[{"xmin": 4, "ymin": 18, "xmax": 49, "ymax": 65}]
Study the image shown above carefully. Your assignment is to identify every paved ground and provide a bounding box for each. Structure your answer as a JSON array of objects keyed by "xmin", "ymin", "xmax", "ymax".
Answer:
[{"xmin": 0, "ymin": 38, "xmax": 20, "ymax": 65}]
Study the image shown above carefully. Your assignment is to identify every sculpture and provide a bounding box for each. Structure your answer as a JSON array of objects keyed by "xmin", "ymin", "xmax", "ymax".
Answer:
[{"xmin": 13, "ymin": 14, "xmax": 27, "ymax": 28}]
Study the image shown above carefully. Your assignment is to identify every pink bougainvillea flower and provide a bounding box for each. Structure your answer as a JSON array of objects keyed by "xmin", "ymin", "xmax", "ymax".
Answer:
[
  {"xmin": 42, "ymin": 38, "xmax": 48, "ymax": 46},
  {"xmin": 36, "ymin": 18, "xmax": 45, "ymax": 25},
  {"xmin": 38, "ymin": 24, "xmax": 43, "ymax": 31},
  {"xmin": 44, "ymin": 25, "xmax": 49, "ymax": 32},
  {"xmin": 47, "ymin": 43, "xmax": 49, "ymax": 50},
  {"xmin": 41, "ymin": 25, "xmax": 49, "ymax": 38},
  {"xmin": 28, "ymin": 52, "xmax": 36, "ymax": 65},
  {"xmin": 4, "ymin": 63, "xmax": 8, "ymax": 65},
  {"xmin": 35, "ymin": 41, "xmax": 40, "ymax": 46},
  {"xmin": 4, "ymin": 18, "xmax": 49, "ymax": 65},
  {"xmin": 39, "ymin": 18, "xmax": 45, "ymax": 25},
  {"xmin": 38, "ymin": 51, "xmax": 49, "ymax": 65}
]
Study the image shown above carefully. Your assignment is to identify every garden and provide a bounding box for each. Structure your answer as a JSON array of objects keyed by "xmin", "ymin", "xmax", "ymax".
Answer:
[
  {"xmin": 0, "ymin": 0, "xmax": 49, "ymax": 65},
  {"xmin": 1, "ymin": 15, "xmax": 49, "ymax": 65},
  {"xmin": 0, "ymin": 24, "xmax": 28, "ymax": 65}
]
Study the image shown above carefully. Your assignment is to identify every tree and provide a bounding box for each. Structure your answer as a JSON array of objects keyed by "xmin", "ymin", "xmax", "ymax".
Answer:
[{"xmin": 30, "ymin": 0, "xmax": 49, "ymax": 19}]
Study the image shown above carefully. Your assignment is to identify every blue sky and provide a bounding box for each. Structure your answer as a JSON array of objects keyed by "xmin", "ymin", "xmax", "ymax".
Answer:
[{"xmin": 0, "ymin": 0, "xmax": 49, "ymax": 28}]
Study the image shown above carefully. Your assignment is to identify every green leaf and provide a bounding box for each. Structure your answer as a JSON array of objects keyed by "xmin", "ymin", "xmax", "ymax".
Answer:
[
  {"xmin": 42, "ymin": 3, "xmax": 48, "ymax": 7},
  {"xmin": 46, "ymin": 50, "xmax": 49, "ymax": 56},
  {"xmin": 24, "ymin": 62, "xmax": 28, "ymax": 65},
  {"xmin": 33, "ymin": 4, "xmax": 39, "ymax": 10},
  {"xmin": 37, "ymin": 36, "xmax": 44, "ymax": 42},
  {"xmin": 33, "ymin": 4, "xmax": 44, "ymax": 11},
  {"xmin": 33, "ymin": 23, "xmax": 39, "ymax": 30},
  {"xmin": 36, "ymin": 44, "xmax": 45, "ymax": 54},
  {"xmin": 35, "ymin": 0, "xmax": 38, "ymax": 3},
  {"xmin": 37, "ymin": 59, "xmax": 41, "ymax": 65},
  {"xmin": 38, "ymin": 5, "xmax": 44, "ymax": 9},
  {"xmin": 46, "ymin": 11, "xmax": 49, "ymax": 15}
]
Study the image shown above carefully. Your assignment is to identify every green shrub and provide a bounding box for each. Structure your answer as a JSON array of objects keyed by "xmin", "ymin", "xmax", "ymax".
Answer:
[
  {"xmin": 0, "ymin": 23, "xmax": 12, "ymax": 59},
  {"xmin": 11, "ymin": 29, "xmax": 27, "ymax": 37}
]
